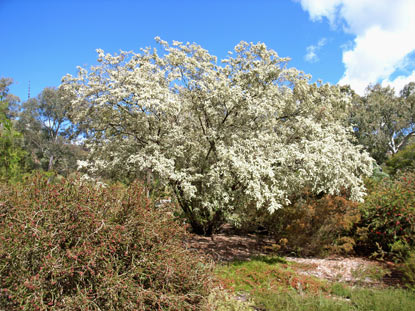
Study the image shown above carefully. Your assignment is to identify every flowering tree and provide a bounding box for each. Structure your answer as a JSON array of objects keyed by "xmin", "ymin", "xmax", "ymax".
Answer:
[{"xmin": 61, "ymin": 39, "xmax": 372, "ymax": 235}]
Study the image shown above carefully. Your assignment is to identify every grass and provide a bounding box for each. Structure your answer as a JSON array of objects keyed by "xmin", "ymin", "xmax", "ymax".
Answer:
[{"xmin": 215, "ymin": 256, "xmax": 415, "ymax": 311}]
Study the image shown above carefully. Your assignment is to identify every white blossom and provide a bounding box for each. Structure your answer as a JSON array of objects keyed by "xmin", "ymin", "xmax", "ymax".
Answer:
[{"xmin": 61, "ymin": 38, "xmax": 373, "ymax": 233}]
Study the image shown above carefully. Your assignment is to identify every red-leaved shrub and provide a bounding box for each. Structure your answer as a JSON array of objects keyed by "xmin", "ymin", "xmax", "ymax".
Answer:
[
  {"xmin": 235, "ymin": 189, "xmax": 360, "ymax": 257},
  {"xmin": 270, "ymin": 190, "xmax": 360, "ymax": 256},
  {"xmin": 0, "ymin": 174, "xmax": 213, "ymax": 310}
]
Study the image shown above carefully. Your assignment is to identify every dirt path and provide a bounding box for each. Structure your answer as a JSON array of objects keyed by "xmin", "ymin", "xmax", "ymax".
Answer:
[
  {"xmin": 186, "ymin": 232, "xmax": 274, "ymax": 262},
  {"xmin": 186, "ymin": 232, "xmax": 402, "ymax": 286},
  {"xmin": 286, "ymin": 257, "xmax": 386, "ymax": 285}
]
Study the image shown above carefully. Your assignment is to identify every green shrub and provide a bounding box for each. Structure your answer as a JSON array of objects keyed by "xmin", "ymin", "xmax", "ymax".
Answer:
[
  {"xmin": 0, "ymin": 174, "xmax": 213, "ymax": 310},
  {"xmin": 372, "ymin": 161, "xmax": 390, "ymax": 181},
  {"xmin": 356, "ymin": 172, "xmax": 415, "ymax": 260},
  {"xmin": 401, "ymin": 251, "xmax": 415, "ymax": 289},
  {"xmin": 384, "ymin": 143, "xmax": 415, "ymax": 176}
]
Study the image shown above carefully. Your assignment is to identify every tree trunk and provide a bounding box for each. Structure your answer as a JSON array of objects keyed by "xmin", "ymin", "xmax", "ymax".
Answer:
[
  {"xmin": 188, "ymin": 218, "xmax": 214, "ymax": 236},
  {"xmin": 48, "ymin": 154, "xmax": 54, "ymax": 171},
  {"xmin": 185, "ymin": 206, "xmax": 224, "ymax": 236},
  {"xmin": 172, "ymin": 183, "xmax": 223, "ymax": 236}
]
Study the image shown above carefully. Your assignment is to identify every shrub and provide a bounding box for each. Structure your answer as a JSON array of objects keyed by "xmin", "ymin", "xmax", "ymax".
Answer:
[
  {"xmin": 356, "ymin": 172, "xmax": 415, "ymax": 260},
  {"xmin": 276, "ymin": 191, "xmax": 360, "ymax": 256},
  {"xmin": 0, "ymin": 174, "xmax": 213, "ymax": 310},
  {"xmin": 401, "ymin": 251, "xmax": 415, "ymax": 289},
  {"xmin": 237, "ymin": 190, "xmax": 360, "ymax": 257},
  {"xmin": 384, "ymin": 143, "xmax": 415, "ymax": 176}
]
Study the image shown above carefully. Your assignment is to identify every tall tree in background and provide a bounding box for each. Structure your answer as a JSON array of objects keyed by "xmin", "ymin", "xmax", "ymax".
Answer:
[
  {"xmin": 17, "ymin": 87, "xmax": 83, "ymax": 175},
  {"xmin": 0, "ymin": 78, "xmax": 26, "ymax": 181},
  {"xmin": 350, "ymin": 83, "xmax": 415, "ymax": 165},
  {"xmin": 0, "ymin": 77, "xmax": 20, "ymax": 119}
]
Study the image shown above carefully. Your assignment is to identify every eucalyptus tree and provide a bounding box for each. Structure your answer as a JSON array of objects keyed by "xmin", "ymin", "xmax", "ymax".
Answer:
[
  {"xmin": 17, "ymin": 87, "xmax": 81, "ymax": 174},
  {"xmin": 0, "ymin": 78, "xmax": 26, "ymax": 181},
  {"xmin": 350, "ymin": 83, "xmax": 415, "ymax": 164},
  {"xmin": 61, "ymin": 39, "xmax": 372, "ymax": 235},
  {"xmin": 0, "ymin": 77, "xmax": 20, "ymax": 119}
]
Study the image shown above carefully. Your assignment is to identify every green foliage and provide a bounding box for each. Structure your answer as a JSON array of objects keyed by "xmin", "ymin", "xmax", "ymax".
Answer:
[
  {"xmin": 384, "ymin": 143, "xmax": 415, "ymax": 176},
  {"xmin": 215, "ymin": 257, "xmax": 415, "ymax": 311},
  {"xmin": 401, "ymin": 251, "xmax": 415, "ymax": 289},
  {"xmin": 371, "ymin": 161, "xmax": 389, "ymax": 181},
  {"xmin": 251, "ymin": 288, "xmax": 415, "ymax": 311},
  {"xmin": 0, "ymin": 174, "xmax": 213, "ymax": 310},
  {"xmin": 16, "ymin": 87, "xmax": 83, "ymax": 175},
  {"xmin": 356, "ymin": 172, "xmax": 415, "ymax": 260},
  {"xmin": 0, "ymin": 78, "xmax": 27, "ymax": 182},
  {"xmin": 0, "ymin": 102, "xmax": 27, "ymax": 182},
  {"xmin": 0, "ymin": 77, "xmax": 20, "ymax": 119},
  {"xmin": 216, "ymin": 256, "xmax": 329, "ymax": 295},
  {"xmin": 251, "ymin": 287, "xmax": 415, "ymax": 311},
  {"xmin": 350, "ymin": 83, "xmax": 415, "ymax": 165}
]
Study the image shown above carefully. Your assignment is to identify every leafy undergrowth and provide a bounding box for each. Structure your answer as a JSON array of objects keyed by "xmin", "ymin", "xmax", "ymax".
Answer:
[
  {"xmin": 0, "ymin": 174, "xmax": 214, "ymax": 310},
  {"xmin": 215, "ymin": 256, "xmax": 415, "ymax": 311}
]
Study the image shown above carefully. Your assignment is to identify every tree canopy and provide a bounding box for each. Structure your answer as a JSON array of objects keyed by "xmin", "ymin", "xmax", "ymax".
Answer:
[
  {"xmin": 16, "ymin": 87, "xmax": 83, "ymax": 175},
  {"xmin": 0, "ymin": 79, "xmax": 26, "ymax": 181},
  {"xmin": 61, "ymin": 39, "xmax": 372, "ymax": 234},
  {"xmin": 0, "ymin": 77, "xmax": 20, "ymax": 119},
  {"xmin": 350, "ymin": 83, "xmax": 415, "ymax": 164}
]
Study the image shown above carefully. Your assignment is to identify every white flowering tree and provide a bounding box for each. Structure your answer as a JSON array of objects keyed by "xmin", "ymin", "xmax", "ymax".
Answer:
[{"xmin": 61, "ymin": 39, "xmax": 372, "ymax": 235}]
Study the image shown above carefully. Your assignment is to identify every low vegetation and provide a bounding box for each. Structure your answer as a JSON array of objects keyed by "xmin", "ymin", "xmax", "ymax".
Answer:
[
  {"xmin": 2, "ymin": 171, "xmax": 414, "ymax": 309},
  {"xmin": 215, "ymin": 256, "xmax": 415, "ymax": 311},
  {"xmin": 236, "ymin": 190, "xmax": 361, "ymax": 257},
  {"xmin": 384, "ymin": 143, "xmax": 415, "ymax": 176},
  {"xmin": 356, "ymin": 171, "xmax": 415, "ymax": 261},
  {"xmin": 1, "ymin": 170, "xmax": 414, "ymax": 310},
  {"xmin": 0, "ymin": 174, "xmax": 214, "ymax": 310}
]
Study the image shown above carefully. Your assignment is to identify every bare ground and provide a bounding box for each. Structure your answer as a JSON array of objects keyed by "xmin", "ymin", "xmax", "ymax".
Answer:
[
  {"xmin": 186, "ymin": 232, "xmax": 275, "ymax": 262},
  {"xmin": 186, "ymin": 232, "xmax": 403, "ymax": 287}
]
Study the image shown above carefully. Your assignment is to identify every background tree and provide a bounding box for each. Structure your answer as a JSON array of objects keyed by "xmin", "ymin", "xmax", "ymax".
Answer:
[
  {"xmin": 0, "ymin": 77, "xmax": 20, "ymax": 119},
  {"xmin": 0, "ymin": 80, "xmax": 27, "ymax": 181},
  {"xmin": 400, "ymin": 81, "xmax": 415, "ymax": 99},
  {"xmin": 61, "ymin": 39, "xmax": 372, "ymax": 235},
  {"xmin": 350, "ymin": 83, "xmax": 415, "ymax": 164},
  {"xmin": 17, "ymin": 87, "xmax": 84, "ymax": 175}
]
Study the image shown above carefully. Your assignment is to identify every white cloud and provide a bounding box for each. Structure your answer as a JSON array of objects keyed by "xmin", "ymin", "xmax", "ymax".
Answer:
[
  {"xmin": 381, "ymin": 71, "xmax": 415, "ymax": 94},
  {"xmin": 305, "ymin": 38, "xmax": 327, "ymax": 63},
  {"xmin": 296, "ymin": 0, "xmax": 415, "ymax": 95},
  {"xmin": 296, "ymin": 0, "xmax": 342, "ymax": 25}
]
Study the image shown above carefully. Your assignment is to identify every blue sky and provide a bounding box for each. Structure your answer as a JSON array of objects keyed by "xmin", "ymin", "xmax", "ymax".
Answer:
[{"xmin": 1, "ymin": 0, "xmax": 414, "ymax": 101}]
